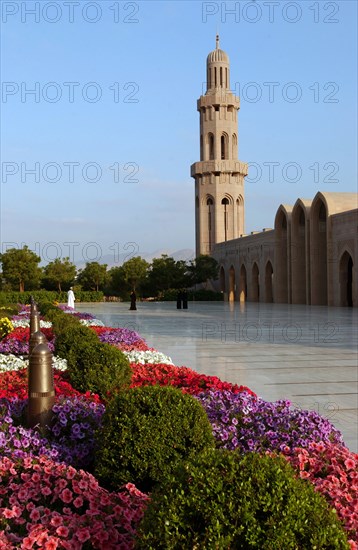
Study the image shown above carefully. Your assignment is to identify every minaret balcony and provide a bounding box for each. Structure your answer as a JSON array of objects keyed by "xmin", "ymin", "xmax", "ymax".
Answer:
[
  {"xmin": 198, "ymin": 93, "xmax": 240, "ymax": 110},
  {"xmin": 191, "ymin": 160, "xmax": 248, "ymax": 178}
]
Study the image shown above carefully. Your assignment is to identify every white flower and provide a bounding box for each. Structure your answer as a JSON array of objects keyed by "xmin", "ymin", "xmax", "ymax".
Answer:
[
  {"xmin": 0, "ymin": 353, "xmax": 67, "ymax": 372},
  {"xmin": 11, "ymin": 319, "xmax": 52, "ymax": 329},
  {"xmin": 0, "ymin": 353, "xmax": 27, "ymax": 372},
  {"xmin": 124, "ymin": 350, "xmax": 173, "ymax": 365},
  {"xmin": 79, "ymin": 319, "xmax": 105, "ymax": 327},
  {"xmin": 52, "ymin": 356, "xmax": 68, "ymax": 371}
]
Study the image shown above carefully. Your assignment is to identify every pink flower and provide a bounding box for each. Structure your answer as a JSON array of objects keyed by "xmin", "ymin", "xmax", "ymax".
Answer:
[
  {"xmin": 41, "ymin": 486, "xmax": 52, "ymax": 496},
  {"xmin": 30, "ymin": 509, "xmax": 41, "ymax": 521},
  {"xmin": 50, "ymin": 516, "xmax": 63, "ymax": 528},
  {"xmin": 76, "ymin": 529, "xmax": 91, "ymax": 543},
  {"xmin": 60, "ymin": 489, "xmax": 73, "ymax": 504},
  {"xmin": 56, "ymin": 479, "xmax": 67, "ymax": 490},
  {"xmin": 56, "ymin": 526, "xmax": 69, "ymax": 538},
  {"xmin": 34, "ymin": 531, "xmax": 48, "ymax": 545},
  {"xmin": 345, "ymin": 458, "xmax": 356, "ymax": 470},
  {"xmin": 2, "ymin": 508, "xmax": 15, "ymax": 518},
  {"xmin": 78, "ymin": 480, "xmax": 88, "ymax": 490},
  {"xmin": 66, "ymin": 467, "xmax": 76, "ymax": 480},
  {"xmin": 44, "ymin": 539, "xmax": 60, "ymax": 550},
  {"xmin": 12, "ymin": 505, "xmax": 22, "ymax": 517},
  {"xmin": 73, "ymin": 496, "xmax": 83, "ymax": 508},
  {"xmin": 22, "ymin": 537, "xmax": 35, "ymax": 549}
]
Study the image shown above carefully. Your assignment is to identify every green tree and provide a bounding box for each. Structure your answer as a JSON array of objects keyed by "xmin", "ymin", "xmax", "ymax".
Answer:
[
  {"xmin": 188, "ymin": 255, "xmax": 219, "ymax": 286},
  {"xmin": 122, "ymin": 256, "xmax": 149, "ymax": 291},
  {"xmin": 0, "ymin": 246, "xmax": 42, "ymax": 292},
  {"xmin": 77, "ymin": 262, "xmax": 107, "ymax": 291},
  {"xmin": 147, "ymin": 254, "xmax": 189, "ymax": 295},
  {"xmin": 43, "ymin": 257, "xmax": 77, "ymax": 292},
  {"xmin": 107, "ymin": 265, "xmax": 127, "ymax": 295}
]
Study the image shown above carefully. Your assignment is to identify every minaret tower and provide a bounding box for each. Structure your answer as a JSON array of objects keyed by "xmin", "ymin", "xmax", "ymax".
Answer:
[{"xmin": 191, "ymin": 36, "xmax": 248, "ymax": 256}]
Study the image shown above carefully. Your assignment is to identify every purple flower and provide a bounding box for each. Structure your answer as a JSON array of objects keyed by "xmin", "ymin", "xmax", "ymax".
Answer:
[{"xmin": 196, "ymin": 390, "xmax": 344, "ymax": 455}]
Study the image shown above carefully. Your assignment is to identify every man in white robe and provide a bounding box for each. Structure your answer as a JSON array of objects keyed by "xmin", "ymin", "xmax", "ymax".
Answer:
[{"xmin": 67, "ymin": 287, "xmax": 75, "ymax": 309}]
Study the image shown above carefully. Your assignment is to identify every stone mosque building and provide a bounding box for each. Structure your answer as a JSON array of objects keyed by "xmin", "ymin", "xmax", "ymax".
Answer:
[{"xmin": 191, "ymin": 37, "xmax": 358, "ymax": 307}]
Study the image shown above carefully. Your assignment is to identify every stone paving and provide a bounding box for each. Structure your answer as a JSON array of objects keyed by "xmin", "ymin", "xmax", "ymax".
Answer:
[{"xmin": 77, "ymin": 302, "xmax": 358, "ymax": 452}]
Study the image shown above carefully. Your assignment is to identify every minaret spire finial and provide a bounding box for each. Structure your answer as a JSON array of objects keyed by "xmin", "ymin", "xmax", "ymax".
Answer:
[{"xmin": 216, "ymin": 34, "xmax": 220, "ymax": 49}]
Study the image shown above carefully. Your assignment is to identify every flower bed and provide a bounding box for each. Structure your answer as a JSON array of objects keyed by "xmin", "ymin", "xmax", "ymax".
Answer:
[
  {"xmin": 287, "ymin": 441, "xmax": 358, "ymax": 544},
  {"xmin": 0, "ymin": 327, "xmax": 55, "ymax": 354},
  {"xmin": 0, "ymin": 369, "xmax": 93, "ymax": 401},
  {"xmin": 196, "ymin": 390, "xmax": 343, "ymax": 453},
  {"xmin": 0, "ymin": 354, "xmax": 68, "ymax": 373},
  {"xmin": 0, "ymin": 455, "xmax": 148, "ymax": 549},
  {"xmin": 0, "ymin": 304, "xmax": 356, "ymax": 548},
  {"xmin": 130, "ymin": 362, "xmax": 256, "ymax": 396},
  {"xmin": 90, "ymin": 326, "xmax": 144, "ymax": 347}
]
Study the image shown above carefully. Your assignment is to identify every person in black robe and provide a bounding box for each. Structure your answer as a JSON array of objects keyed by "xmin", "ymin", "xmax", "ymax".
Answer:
[
  {"xmin": 182, "ymin": 289, "xmax": 188, "ymax": 309},
  {"xmin": 130, "ymin": 291, "xmax": 137, "ymax": 311}
]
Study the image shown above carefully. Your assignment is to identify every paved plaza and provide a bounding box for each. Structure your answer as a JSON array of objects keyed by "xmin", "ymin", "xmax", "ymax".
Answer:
[{"xmin": 77, "ymin": 302, "xmax": 358, "ymax": 452}]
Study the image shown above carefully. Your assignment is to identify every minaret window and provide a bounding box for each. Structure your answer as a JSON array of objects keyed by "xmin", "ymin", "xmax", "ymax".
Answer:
[
  {"xmin": 200, "ymin": 135, "xmax": 203, "ymax": 160},
  {"xmin": 220, "ymin": 67, "xmax": 223, "ymax": 87},
  {"xmin": 222, "ymin": 198, "xmax": 229, "ymax": 241},
  {"xmin": 221, "ymin": 133, "xmax": 228, "ymax": 160},
  {"xmin": 209, "ymin": 134, "xmax": 214, "ymax": 160},
  {"xmin": 207, "ymin": 198, "xmax": 214, "ymax": 251},
  {"xmin": 225, "ymin": 68, "xmax": 228, "ymax": 88},
  {"xmin": 214, "ymin": 67, "xmax": 217, "ymax": 87},
  {"xmin": 232, "ymin": 133, "xmax": 237, "ymax": 158}
]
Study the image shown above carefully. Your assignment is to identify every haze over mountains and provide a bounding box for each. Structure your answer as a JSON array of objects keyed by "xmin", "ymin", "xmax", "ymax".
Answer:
[{"xmin": 75, "ymin": 249, "xmax": 195, "ymax": 269}]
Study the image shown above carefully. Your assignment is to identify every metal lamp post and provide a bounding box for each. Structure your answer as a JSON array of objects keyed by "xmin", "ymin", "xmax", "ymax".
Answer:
[{"xmin": 27, "ymin": 300, "xmax": 55, "ymax": 429}]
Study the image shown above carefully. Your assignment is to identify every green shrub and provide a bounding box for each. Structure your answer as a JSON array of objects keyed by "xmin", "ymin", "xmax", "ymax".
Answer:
[
  {"xmin": 95, "ymin": 386, "xmax": 215, "ymax": 493},
  {"xmin": 68, "ymin": 341, "xmax": 131, "ymax": 399},
  {"xmin": 0, "ymin": 290, "xmax": 104, "ymax": 304},
  {"xmin": 136, "ymin": 450, "xmax": 349, "ymax": 549},
  {"xmin": 37, "ymin": 301, "xmax": 59, "ymax": 317},
  {"xmin": 54, "ymin": 324, "xmax": 131, "ymax": 399},
  {"xmin": 0, "ymin": 304, "xmax": 18, "ymax": 315},
  {"xmin": 54, "ymin": 324, "xmax": 98, "ymax": 357}
]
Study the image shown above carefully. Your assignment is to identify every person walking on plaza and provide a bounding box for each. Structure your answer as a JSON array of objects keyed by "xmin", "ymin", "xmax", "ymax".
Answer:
[
  {"xmin": 67, "ymin": 287, "xmax": 75, "ymax": 309},
  {"xmin": 182, "ymin": 289, "xmax": 188, "ymax": 309},
  {"xmin": 130, "ymin": 291, "xmax": 137, "ymax": 311}
]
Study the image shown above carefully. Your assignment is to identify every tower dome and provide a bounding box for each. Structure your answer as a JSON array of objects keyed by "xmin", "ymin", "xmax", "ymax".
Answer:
[
  {"xmin": 207, "ymin": 35, "xmax": 229, "ymax": 64},
  {"xmin": 206, "ymin": 35, "xmax": 230, "ymax": 92}
]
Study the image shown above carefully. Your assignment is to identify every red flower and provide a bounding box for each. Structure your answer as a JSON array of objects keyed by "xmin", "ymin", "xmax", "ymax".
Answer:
[{"xmin": 130, "ymin": 363, "xmax": 256, "ymax": 396}]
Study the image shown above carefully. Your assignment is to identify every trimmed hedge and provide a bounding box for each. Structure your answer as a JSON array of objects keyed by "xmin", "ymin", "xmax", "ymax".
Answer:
[
  {"xmin": 39, "ymin": 302, "xmax": 132, "ymax": 400},
  {"xmin": 0, "ymin": 290, "xmax": 103, "ymax": 304},
  {"xmin": 94, "ymin": 386, "xmax": 215, "ymax": 493},
  {"xmin": 136, "ymin": 450, "xmax": 349, "ymax": 549}
]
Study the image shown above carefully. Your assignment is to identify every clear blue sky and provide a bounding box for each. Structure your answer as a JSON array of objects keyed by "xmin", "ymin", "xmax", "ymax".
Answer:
[{"xmin": 1, "ymin": 0, "xmax": 357, "ymax": 265}]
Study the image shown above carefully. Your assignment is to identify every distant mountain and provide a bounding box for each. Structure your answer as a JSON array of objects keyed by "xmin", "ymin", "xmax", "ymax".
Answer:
[{"xmin": 75, "ymin": 248, "xmax": 195, "ymax": 269}]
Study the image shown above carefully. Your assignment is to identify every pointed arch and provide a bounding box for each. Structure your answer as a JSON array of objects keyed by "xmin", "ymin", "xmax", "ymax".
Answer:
[
  {"xmin": 291, "ymin": 200, "xmax": 310, "ymax": 304},
  {"xmin": 221, "ymin": 132, "xmax": 229, "ymax": 160},
  {"xmin": 208, "ymin": 133, "xmax": 214, "ymax": 160},
  {"xmin": 219, "ymin": 266, "xmax": 226, "ymax": 294},
  {"xmin": 239, "ymin": 264, "xmax": 247, "ymax": 302},
  {"xmin": 274, "ymin": 205, "xmax": 292, "ymax": 303},
  {"xmin": 310, "ymin": 194, "xmax": 328, "ymax": 305},
  {"xmin": 229, "ymin": 265, "xmax": 236, "ymax": 302},
  {"xmin": 236, "ymin": 195, "xmax": 244, "ymax": 237},
  {"xmin": 265, "ymin": 260, "xmax": 273, "ymax": 303},
  {"xmin": 339, "ymin": 250, "xmax": 353, "ymax": 307},
  {"xmin": 221, "ymin": 195, "xmax": 233, "ymax": 242},
  {"xmin": 232, "ymin": 133, "xmax": 237, "ymax": 159},
  {"xmin": 251, "ymin": 262, "xmax": 260, "ymax": 302}
]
